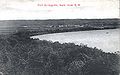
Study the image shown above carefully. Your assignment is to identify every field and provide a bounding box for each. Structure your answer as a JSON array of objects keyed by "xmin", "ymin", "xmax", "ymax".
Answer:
[{"xmin": 0, "ymin": 19, "xmax": 119, "ymax": 36}]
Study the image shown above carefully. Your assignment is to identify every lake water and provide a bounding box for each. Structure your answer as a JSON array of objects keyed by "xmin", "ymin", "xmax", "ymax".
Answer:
[{"xmin": 31, "ymin": 29, "xmax": 120, "ymax": 52}]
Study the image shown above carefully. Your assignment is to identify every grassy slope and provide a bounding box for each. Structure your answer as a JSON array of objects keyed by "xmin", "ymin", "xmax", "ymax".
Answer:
[{"xmin": 0, "ymin": 34, "xmax": 119, "ymax": 75}]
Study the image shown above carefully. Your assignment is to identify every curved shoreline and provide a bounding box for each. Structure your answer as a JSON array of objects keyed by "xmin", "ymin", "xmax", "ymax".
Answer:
[{"xmin": 31, "ymin": 28, "xmax": 120, "ymax": 53}]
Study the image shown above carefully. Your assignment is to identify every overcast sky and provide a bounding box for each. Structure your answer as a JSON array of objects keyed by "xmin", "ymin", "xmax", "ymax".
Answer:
[{"xmin": 0, "ymin": 0, "xmax": 119, "ymax": 20}]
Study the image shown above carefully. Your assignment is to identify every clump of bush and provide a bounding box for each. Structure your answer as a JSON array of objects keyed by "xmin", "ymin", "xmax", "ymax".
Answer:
[{"xmin": 0, "ymin": 35, "xmax": 119, "ymax": 75}]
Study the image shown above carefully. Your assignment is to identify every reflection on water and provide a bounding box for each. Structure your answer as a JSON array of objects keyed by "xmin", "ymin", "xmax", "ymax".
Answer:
[{"xmin": 31, "ymin": 29, "xmax": 120, "ymax": 52}]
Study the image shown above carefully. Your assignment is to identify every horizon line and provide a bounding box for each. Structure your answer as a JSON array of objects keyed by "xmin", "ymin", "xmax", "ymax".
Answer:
[{"xmin": 0, "ymin": 18, "xmax": 120, "ymax": 21}]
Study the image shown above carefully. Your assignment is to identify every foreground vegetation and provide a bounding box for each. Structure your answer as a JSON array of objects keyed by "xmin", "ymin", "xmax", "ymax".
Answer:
[
  {"xmin": 0, "ymin": 19, "xmax": 120, "ymax": 75},
  {"xmin": 0, "ymin": 34, "xmax": 119, "ymax": 75}
]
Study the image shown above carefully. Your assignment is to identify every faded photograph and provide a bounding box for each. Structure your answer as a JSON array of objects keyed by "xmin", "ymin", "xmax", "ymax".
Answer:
[{"xmin": 0, "ymin": 0, "xmax": 120, "ymax": 75}]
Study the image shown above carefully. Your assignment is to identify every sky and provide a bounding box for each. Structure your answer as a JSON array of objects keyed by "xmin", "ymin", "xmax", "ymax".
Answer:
[{"xmin": 0, "ymin": 0, "xmax": 119, "ymax": 20}]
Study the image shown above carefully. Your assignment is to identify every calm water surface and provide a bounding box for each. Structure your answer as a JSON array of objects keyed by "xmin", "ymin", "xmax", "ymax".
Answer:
[{"xmin": 31, "ymin": 29, "xmax": 120, "ymax": 52}]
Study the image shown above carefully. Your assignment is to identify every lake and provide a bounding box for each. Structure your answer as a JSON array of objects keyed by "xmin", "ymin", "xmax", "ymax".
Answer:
[{"xmin": 31, "ymin": 29, "xmax": 120, "ymax": 52}]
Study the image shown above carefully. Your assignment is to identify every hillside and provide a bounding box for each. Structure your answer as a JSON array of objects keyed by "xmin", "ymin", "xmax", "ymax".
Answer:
[{"xmin": 0, "ymin": 35, "xmax": 119, "ymax": 75}]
